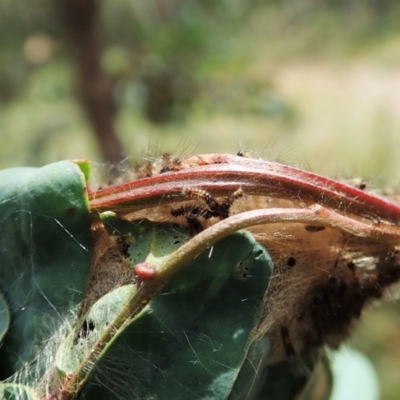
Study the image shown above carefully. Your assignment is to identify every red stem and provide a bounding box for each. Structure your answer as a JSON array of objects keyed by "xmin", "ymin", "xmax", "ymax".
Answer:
[{"xmin": 89, "ymin": 154, "xmax": 400, "ymax": 224}]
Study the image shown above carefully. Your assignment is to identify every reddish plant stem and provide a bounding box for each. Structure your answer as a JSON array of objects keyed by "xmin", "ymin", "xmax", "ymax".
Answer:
[
  {"xmin": 89, "ymin": 154, "xmax": 400, "ymax": 224},
  {"xmin": 155, "ymin": 205, "xmax": 400, "ymax": 283}
]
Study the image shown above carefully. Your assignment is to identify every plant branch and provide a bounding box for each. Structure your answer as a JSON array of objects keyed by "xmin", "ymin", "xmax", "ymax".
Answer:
[
  {"xmin": 89, "ymin": 154, "xmax": 400, "ymax": 224},
  {"xmin": 59, "ymin": 204, "xmax": 400, "ymax": 398}
]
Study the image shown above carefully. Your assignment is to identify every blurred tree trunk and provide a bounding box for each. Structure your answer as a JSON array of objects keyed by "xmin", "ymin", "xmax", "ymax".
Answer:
[{"xmin": 60, "ymin": 0, "xmax": 124, "ymax": 163}]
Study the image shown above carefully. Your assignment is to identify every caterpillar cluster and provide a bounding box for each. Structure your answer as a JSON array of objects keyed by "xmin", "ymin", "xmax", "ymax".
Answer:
[{"xmin": 171, "ymin": 187, "xmax": 244, "ymax": 232}]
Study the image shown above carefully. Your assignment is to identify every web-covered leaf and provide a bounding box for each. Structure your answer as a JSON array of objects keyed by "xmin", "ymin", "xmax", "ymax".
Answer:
[{"xmin": 0, "ymin": 161, "xmax": 92, "ymax": 381}]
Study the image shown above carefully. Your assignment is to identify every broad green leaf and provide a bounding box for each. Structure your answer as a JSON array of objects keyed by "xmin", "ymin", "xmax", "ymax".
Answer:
[
  {"xmin": 58, "ymin": 226, "xmax": 272, "ymax": 399},
  {"xmin": 101, "ymin": 215, "xmax": 190, "ymax": 265},
  {"xmin": 0, "ymin": 290, "xmax": 10, "ymax": 343},
  {"xmin": 0, "ymin": 161, "xmax": 92, "ymax": 380}
]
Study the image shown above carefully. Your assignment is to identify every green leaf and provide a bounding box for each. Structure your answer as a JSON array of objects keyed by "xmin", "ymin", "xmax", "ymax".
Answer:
[
  {"xmin": 150, "ymin": 234, "xmax": 271, "ymax": 400},
  {"xmin": 0, "ymin": 290, "xmax": 10, "ymax": 343},
  {"xmin": 55, "ymin": 285, "xmax": 137, "ymax": 378},
  {"xmin": 101, "ymin": 215, "xmax": 190, "ymax": 265},
  {"xmin": 58, "ymin": 225, "xmax": 272, "ymax": 399},
  {"xmin": 0, "ymin": 383, "xmax": 37, "ymax": 400},
  {"xmin": 0, "ymin": 161, "xmax": 92, "ymax": 380}
]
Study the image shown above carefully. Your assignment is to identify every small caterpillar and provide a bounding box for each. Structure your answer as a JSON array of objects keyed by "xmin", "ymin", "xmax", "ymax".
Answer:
[
  {"xmin": 171, "ymin": 187, "xmax": 244, "ymax": 232},
  {"xmin": 159, "ymin": 153, "xmax": 183, "ymax": 173}
]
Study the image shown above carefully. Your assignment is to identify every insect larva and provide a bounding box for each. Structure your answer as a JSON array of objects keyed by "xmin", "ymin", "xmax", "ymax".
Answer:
[
  {"xmin": 171, "ymin": 187, "xmax": 244, "ymax": 232},
  {"xmin": 160, "ymin": 153, "xmax": 183, "ymax": 173}
]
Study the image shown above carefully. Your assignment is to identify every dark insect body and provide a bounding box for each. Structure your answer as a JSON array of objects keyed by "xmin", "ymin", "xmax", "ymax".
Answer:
[{"xmin": 171, "ymin": 187, "xmax": 244, "ymax": 232}]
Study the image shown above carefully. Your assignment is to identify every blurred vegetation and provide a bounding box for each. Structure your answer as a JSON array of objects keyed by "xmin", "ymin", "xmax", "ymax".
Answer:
[{"xmin": 2, "ymin": 1, "xmax": 400, "ymax": 398}]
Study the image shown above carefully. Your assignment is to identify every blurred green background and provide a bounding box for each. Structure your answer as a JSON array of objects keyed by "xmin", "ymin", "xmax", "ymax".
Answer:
[{"xmin": 2, "ymin": 0, "xmax": 400, "ymax": 398}]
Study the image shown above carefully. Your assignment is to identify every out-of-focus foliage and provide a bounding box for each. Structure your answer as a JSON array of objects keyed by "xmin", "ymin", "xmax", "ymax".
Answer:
[
  {"xmin": 3, "ymin": 0, "xmax": 400, "ymax": 167},
  {"xmin": 0, "ymin": 0, "xmax": 59, "ymax": 101},
  {"xmin": 3, "ymin": 0, "xmax": 400, "ymax": 106}
]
